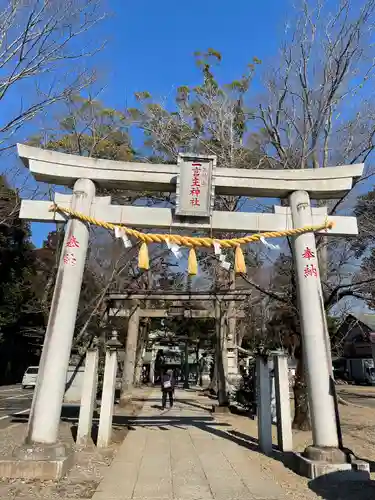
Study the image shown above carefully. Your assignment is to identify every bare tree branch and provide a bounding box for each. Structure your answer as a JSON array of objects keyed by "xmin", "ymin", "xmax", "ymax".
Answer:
[{"xmin": 0, "ymin": 0, "xmax": 106, "ymax": 150}]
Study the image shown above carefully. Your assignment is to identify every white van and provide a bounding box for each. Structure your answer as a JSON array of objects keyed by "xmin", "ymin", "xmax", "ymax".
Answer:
[{"xmin": 22, "ymin": 366, "xmax": 39, "ymax": 389}]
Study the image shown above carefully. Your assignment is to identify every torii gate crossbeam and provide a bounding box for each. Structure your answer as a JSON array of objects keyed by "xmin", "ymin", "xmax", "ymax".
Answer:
[{"xmin": 18, "ymin": 144, "xmax": 363, "ymax": 198}]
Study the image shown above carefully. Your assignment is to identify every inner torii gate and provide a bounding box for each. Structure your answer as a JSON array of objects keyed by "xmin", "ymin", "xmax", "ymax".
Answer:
[
  {"xmin": 107, "ymin": 290, "xmax": 248, "ymax": 396},
  {"xmin": 13, "ymin": 144, "xmax": 363, "ymax": 476}
]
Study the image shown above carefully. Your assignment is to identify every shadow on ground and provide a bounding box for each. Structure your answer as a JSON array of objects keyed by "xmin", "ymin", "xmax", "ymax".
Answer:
[
  {"xmin": 308, "ymin": 470, "xmax": 375, "ymax": 500},
  {"xmin": 11, "ymin": 404, "xmax": 84, "ymax": 423},
  {"xmin": 336, "ymin": 390, "xmax": 375, "ymax": 409},
  {"xmin": 134, "ymin": 397, "xmax": 211, "ymax": 412},
  {"xmin": 338, "ymin": 390, "xmax": 375, "ymax": 400},
  {"xmin": 70, "ymin": 422, "xmax": 100, "ymax": 445}
]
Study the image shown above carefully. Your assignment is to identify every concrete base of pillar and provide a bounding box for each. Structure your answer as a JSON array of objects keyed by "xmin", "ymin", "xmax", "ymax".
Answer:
[
  {"xmin": 304, "ymin": 445, "xmax": 347, "ymax": 463},
  {"xmin": 0, "ymin": 443, "xmax": 73, "ymax": 480},
  {"xmin": 292, "ymin": 451, "xmax": 370, "ymax": 480}
]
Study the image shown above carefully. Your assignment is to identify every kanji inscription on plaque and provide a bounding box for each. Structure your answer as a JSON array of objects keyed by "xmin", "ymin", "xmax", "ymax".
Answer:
[
  {"xmin": 175, "ymin": 154, "xmax": 215, "ymax": 217},
  {"xmin": 190, "ymin": 163, "xmax": 201, "ymax": 207}
]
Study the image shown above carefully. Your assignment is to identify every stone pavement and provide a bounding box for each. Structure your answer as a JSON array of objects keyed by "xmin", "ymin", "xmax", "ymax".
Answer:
[{"xmin": 92, "ymin": 388, "xmax": 287, "ymax": 500}]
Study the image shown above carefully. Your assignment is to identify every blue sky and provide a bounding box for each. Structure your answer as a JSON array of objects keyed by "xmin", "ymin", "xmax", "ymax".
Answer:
[
  {"xmin": 97, "ymin": 0, "xmax": 286, "ymax": 110},
  {"xmin": 23, "ymin": 0, "xmax": 287, "ymax": 246},
  {"xmin": 6, "ymin": 0, "xmax": 372, "ymax": 248}
]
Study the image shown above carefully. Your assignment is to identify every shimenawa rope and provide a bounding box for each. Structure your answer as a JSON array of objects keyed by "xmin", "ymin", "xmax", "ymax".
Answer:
[{"xmin": 50, "ymin": 204, "xmax": 334, "ymax": 275}]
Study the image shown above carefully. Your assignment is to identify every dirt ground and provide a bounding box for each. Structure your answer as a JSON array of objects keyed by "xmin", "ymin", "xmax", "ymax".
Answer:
[
  {"xmin": 224, "ymin": 387, "xmax": 375, "ymax": 500},
  {"xmin": 0, "ymin": 389, "xmax": 148, "ymax": 500}
]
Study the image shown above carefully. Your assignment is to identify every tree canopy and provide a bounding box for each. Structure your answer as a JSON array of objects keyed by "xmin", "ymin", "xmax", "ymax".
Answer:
[{"xmin": 0, "ymin": 176, "xmax": 44, "ymax": 383}]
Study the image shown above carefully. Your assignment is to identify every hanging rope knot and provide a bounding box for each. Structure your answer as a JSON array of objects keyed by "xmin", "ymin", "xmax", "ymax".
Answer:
[
  {"xmin": 324, "ymin": 215, "xmax": 335, "ymax": 232},
  {"xmin": 138, "ymin": 242, "xmax": 149, "ymax": 270},
  {"xmin": 49, "ymin": 203, "xmax": 62, "ymax": 222},
  {"xmin": 188, "ymin": 247, "xmax": 198, "ymax": 275},
  {"xmin": 234, "ymin": 245, "xmax": 246, "ymax": 274}
]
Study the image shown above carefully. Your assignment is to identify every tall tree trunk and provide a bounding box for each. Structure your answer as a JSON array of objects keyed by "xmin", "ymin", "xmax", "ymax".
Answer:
[{"xmin": 292, "ymin": 350, "xmax": 311, "ymax": 431}]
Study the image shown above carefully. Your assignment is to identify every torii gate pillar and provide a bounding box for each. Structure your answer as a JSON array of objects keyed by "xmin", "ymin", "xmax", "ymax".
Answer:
[
  {"xmin": 119, "ymin": 302, "xmax": 140, "ymax": 405},
  {"xmin": 290, "ymin": 191, "xmax": 345, "ymax": 466},
  {"xmin": 7, "ymin": 179, "xmax": 95, "ymax": 478}
]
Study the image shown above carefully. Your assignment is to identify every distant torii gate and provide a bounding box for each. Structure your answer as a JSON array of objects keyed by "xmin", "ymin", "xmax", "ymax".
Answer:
[
  {"xmin": 107, "ymin": 290, "xmax": 247, "ymax": 393},
  {"xmin": 13, "ymin": 144, "xmax": 363, "ymax": 477}
]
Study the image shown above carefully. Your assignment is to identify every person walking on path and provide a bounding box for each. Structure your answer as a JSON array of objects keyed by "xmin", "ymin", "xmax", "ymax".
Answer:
[
  {"xmin": 161, "ymin": 368, "xmax": 175, "ymax": 409},
  {"xmin": 155, "ymin": 349, "xmax": 165, "ymax": 385}
]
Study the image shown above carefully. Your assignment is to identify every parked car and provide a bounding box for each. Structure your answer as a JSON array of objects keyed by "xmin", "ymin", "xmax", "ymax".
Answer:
[{"xmin": 22, "ymin": 366, "xmax": 39, "ymax": 389}]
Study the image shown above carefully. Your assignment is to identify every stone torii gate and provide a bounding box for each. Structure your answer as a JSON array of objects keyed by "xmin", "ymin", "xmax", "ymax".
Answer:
[
  {"xmin": 107, "ymin": 290, "xmax": 247, "ymax": 394},
  {"xmin": 6, "ymin": 144, "xmax": 364, "ymax": 479}
]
